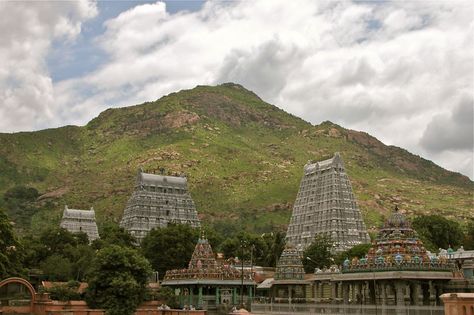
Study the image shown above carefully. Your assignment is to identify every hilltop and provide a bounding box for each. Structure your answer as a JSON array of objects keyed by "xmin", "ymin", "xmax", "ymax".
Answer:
[{"xmin": 0, "ymin": 83, "xmax": 472, "ymax": 235}]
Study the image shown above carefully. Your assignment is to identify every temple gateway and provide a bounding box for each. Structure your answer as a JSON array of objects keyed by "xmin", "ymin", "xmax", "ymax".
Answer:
[
  {"xmin": 59, "ymin": 205, "xmax": 99, "ymax": 241},
  {"xmin": 286, "ymin": 152, "xmax": 370, "ymax": 252},
  {"xmin": 120, "ymin": 169, "xmax": 201, "ymax": 243}
]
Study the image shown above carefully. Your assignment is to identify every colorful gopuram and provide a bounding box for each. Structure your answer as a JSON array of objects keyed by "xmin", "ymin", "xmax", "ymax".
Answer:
[{"xmin": 162, "ymin": 236, "xmax": 255, "ymax": 311}]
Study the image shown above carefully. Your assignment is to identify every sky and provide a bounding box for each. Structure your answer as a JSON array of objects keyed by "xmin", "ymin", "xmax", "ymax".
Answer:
[{"xmin": 0, "ymin": 0, "xmax": 473, "ymax": 179}]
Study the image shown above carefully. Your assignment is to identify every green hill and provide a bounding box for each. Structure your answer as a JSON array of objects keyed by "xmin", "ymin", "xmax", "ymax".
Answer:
[{"xmin": 0, "ymin": 83, "xmax": 472, "ymax": 235}]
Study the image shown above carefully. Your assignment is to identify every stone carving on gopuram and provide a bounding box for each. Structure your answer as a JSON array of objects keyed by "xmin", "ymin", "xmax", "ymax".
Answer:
[
  {"xmin": 286, "ymin": 152, "xmax": 370, "ymax": 252},
  {"xmin": 120, "ymin": 169, "xmax": 200, "ymax": 243},
  {"xmin": 274, "ymin": 244, "xmax": 305, "ymax": 280},
  {"xmin": 60, "ymin": 205, "xmax": 99, "ymax": 241}
]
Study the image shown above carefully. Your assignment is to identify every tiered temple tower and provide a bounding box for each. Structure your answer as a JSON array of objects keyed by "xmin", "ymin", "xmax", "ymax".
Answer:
[
  {"xmin": 120, "ymin": 169, "xmax": 200, "ymax": 243},
  {"xmin": 274, "ymin": 245, "xmax": 305, "ymax": 280},
  {"xmin": 60, "ymin": 205, "xmax": 99, "ymax": 241},
  {"xmin": 286, "ymin": 153, "xmax": 370, "ymax": 252}
]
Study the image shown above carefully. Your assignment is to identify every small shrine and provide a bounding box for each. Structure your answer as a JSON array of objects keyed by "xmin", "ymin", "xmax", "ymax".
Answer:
[
  {"xmin": 257, "ymin": 244, "xmax": 310, "ymax": 302},
  {"xmin": 162, "ymin": 235, "xmax": 255, "ymax": 311}
]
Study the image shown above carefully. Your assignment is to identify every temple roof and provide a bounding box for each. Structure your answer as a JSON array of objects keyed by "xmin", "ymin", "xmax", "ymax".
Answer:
[
  {"xmin": 62, "ymin": 206, "xmax": 96, "ymax": 219},
  {"xmin": 137, "ymin": 170, "xmax": 187, "ymax": 187},
  {"xmin": 342, "ymin": 206, "xmax": 455, "ymax": 273},
  {"xmin": 163, "ymin": 237, "xmax": 254, "ymax": 283},
  {"xmin": 188, "ymin": 237, "xmax": 218, "ymax": 270},
  {"xmin": 274, "ymin": 244, "xmax": 305, "ymax": 280},
  {"xmin": 304, "ymin": 152, "xmax": 343, "ymax": 174}
]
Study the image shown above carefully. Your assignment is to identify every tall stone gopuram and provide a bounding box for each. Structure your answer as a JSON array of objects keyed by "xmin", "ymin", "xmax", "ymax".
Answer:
[
  {"xmin": 286, "ymin": 153, "xmax": 370, "ymax": 252},
  {"xmin": 60, "ymin": 205, "xmax": 100, "ymax": 241},
  {"xmin": 120, "ymin": 169, "xmax": 200, "ymax": 243}
]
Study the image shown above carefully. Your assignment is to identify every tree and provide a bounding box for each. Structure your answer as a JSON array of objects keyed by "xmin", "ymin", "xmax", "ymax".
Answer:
[
  {"xmin": 40, "ymin": 254, "xmax": 73, "ymax": 281},
  {"xmin": 21, "ymin": 227, "xmax": 93, "ymax": 281},
  {"xmin": 261, "ymin": 231, "xmax": 286, "ymax": 267},
  {"xmin": 220, "ymin": 232, "xmax": 268, "ymax": 265},
  {"xmin": 45, "ymin": 280, "xmax": 82, "ymax": 301},
  {"xmin": 2, "ymin": 186, "xmax": 40, "ymax": 230},
  {"xmin": 92, "ymin": 222, "xmax": 136, "ymax": 250},
  {"xmin": 303, "ymin": 234, "xmax": 333, "ymax": 273},
  {"xmin": 334, "ymin": 243, "xmax": 372, "ymax": 265},
  {"xmin": 0, "ymin": 209, "xmax": 24, "ymax": 278},
  {"xmin": 39, "ymin": 227, "xmax": 80, "ymax": 257},
  {"xmin": 85, "ymin": 245, "xmax": 152, "ymax": 315},
  {"xmin": 463, "ymin": 220, "xmax": 474, "ymax": 250},
  {"xmin": 141, "ymin": 223, "xmax": 198, "ymax": 279},
  {"xmin": 412, "ymin": 215, "xmax": 464, "ymax": 251}
]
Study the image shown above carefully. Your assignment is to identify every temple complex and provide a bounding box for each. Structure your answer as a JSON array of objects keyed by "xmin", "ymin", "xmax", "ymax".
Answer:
[
  {"xmin": 286, "ymin": 152, "xmax": 370, "ymax": 252},
  {"xmin": 162, "ymin": 236, "xmax": 255, "ymax": 311},
  {"xmin": 310, "ymin": 207, "xmax": 458, "ymax": 311},
  {"xmin": 253, "ymin": 207, "xmax": 474, "ymax": 314},
  {"xmin": 120, "ymin": 169, "xmax": 200, "ymax": 243},
  {"xmin": 59, "ymin": 205, "xmax": 99, "ymax": 241}
]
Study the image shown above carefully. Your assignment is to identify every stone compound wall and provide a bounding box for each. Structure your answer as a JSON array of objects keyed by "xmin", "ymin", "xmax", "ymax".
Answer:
[{"xmin": 0, "ymin": 277, "xmax": 206, "ymax": 315}]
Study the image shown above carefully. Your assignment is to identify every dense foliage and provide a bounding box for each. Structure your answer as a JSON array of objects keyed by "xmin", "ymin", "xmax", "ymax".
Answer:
[
  {"xmin": 44, "ymin": 281, "xmax": 82, "ymax": 301},
  {"xmin": 0, "ymin": 209, "xmax": 24, "ymax": 278},
  {"xmin": 412, "ymin": 215, "xmax": 464, "ymax": 251},
  {"xmin": 464, "ymin": 220, "xmax": 474, "ymax": 250},
  {"xmin": 141, "ymin": 223, "xmax": 199, "ymax": 279},
  {"xmin": 1, "ymin": 186, "xmax": 41, "ymax": 232},
  {"xmin": 220, "ymin": 231, "xmax": 286, "ymax": 267},
  {"xmin": 21, "ymin": 227, "xmax": 94, "ymax": 281},
  {"xmin": 334, "ymin": 243, "xmax": 372, "ymax": 265},
  {"xmin": 85, "ymin": 245, "xmax": 152, "ymax": 315},
  {"xmin": 302, "ymin": 235, "xmax": 334, "ymax": 272}
]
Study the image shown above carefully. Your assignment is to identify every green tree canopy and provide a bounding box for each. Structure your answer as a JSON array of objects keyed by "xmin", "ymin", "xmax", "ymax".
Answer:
[
  {"xmin": 85, "ymin": 245, "xmax": 152, "ymax": 315},
  {"xmin": 303, "ymin": 234, "xmax": 334, "ymax": 273},
  {"xmin": 141, "ymin": 223, "xmax": 199, "ymax": 279},
  {"xmin": 261, "ymin": 231, "xmax": 286, "ymax": 267},
  {"xmin": 412, "ymin": 215, "xmax": 464, "ymax": 251},
  {"xmin": 21, "ymin": 227, "xmax": 94, "ymax": 281},
  {"xmin": 0, "ymin": 209, "xmax": 24, "ymax": 278},
  {"xmin": 220, "ymin": 232, "xmax": 270, "ymax": 266},
  {"xmin": 92, "ymin": 222, "xmax": 136, "ymax": 249},
  {"xmin": 334, "ymin": 243, "xmax": 372, "ymax": 265},
  {"xmin": 40, "ymin": 254, "xmax": 73, "ymax": 281},
  {"xmin": 463, "ymin": 220, "xmax": 474, "ymax": 250},
  {"xmin": 2, "ymin": 186, "xmax": 40, "ymax": 231}
]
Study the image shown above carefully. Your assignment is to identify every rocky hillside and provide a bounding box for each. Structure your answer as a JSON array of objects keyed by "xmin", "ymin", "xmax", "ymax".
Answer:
[{"xmin": 0, "ymin": 83, "xmax": 472, "ymax": 235}]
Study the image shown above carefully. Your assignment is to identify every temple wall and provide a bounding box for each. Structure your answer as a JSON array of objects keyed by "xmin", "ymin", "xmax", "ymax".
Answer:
[{"xmin": 441, "ymin": 293, "xmax": 474, "ymax": 315}]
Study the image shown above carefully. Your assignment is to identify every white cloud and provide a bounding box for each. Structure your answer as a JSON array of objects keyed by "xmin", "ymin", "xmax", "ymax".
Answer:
[
  {"xmin": 0, "ymin": 1, "xmax": 97, "ymax": 132},
  {"xmin": 1, "ymin": 0, "xmax": 473, "ymax": 179}
]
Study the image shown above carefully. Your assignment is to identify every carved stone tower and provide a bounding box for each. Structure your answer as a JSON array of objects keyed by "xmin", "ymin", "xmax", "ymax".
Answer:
[
  {"xmin": 60, "ymin": 205, "xmax": 99, "ymax": 241},
  {"xmin": 120, "ymin": 169, "xmax": 200, "ymax": 243},
  {"xmin": 286, "ymin": 153, "xmax": 370, "ymax": 252}
]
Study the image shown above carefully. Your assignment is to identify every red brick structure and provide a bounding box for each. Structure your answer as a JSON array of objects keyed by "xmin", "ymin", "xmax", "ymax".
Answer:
[
  {"xmin": 440, "ymin": 293, "xmax": 474, "ymax": 315},
  {"xmin": 0, "ymin": 277, "xmax": 206, "ymax": 315}
]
